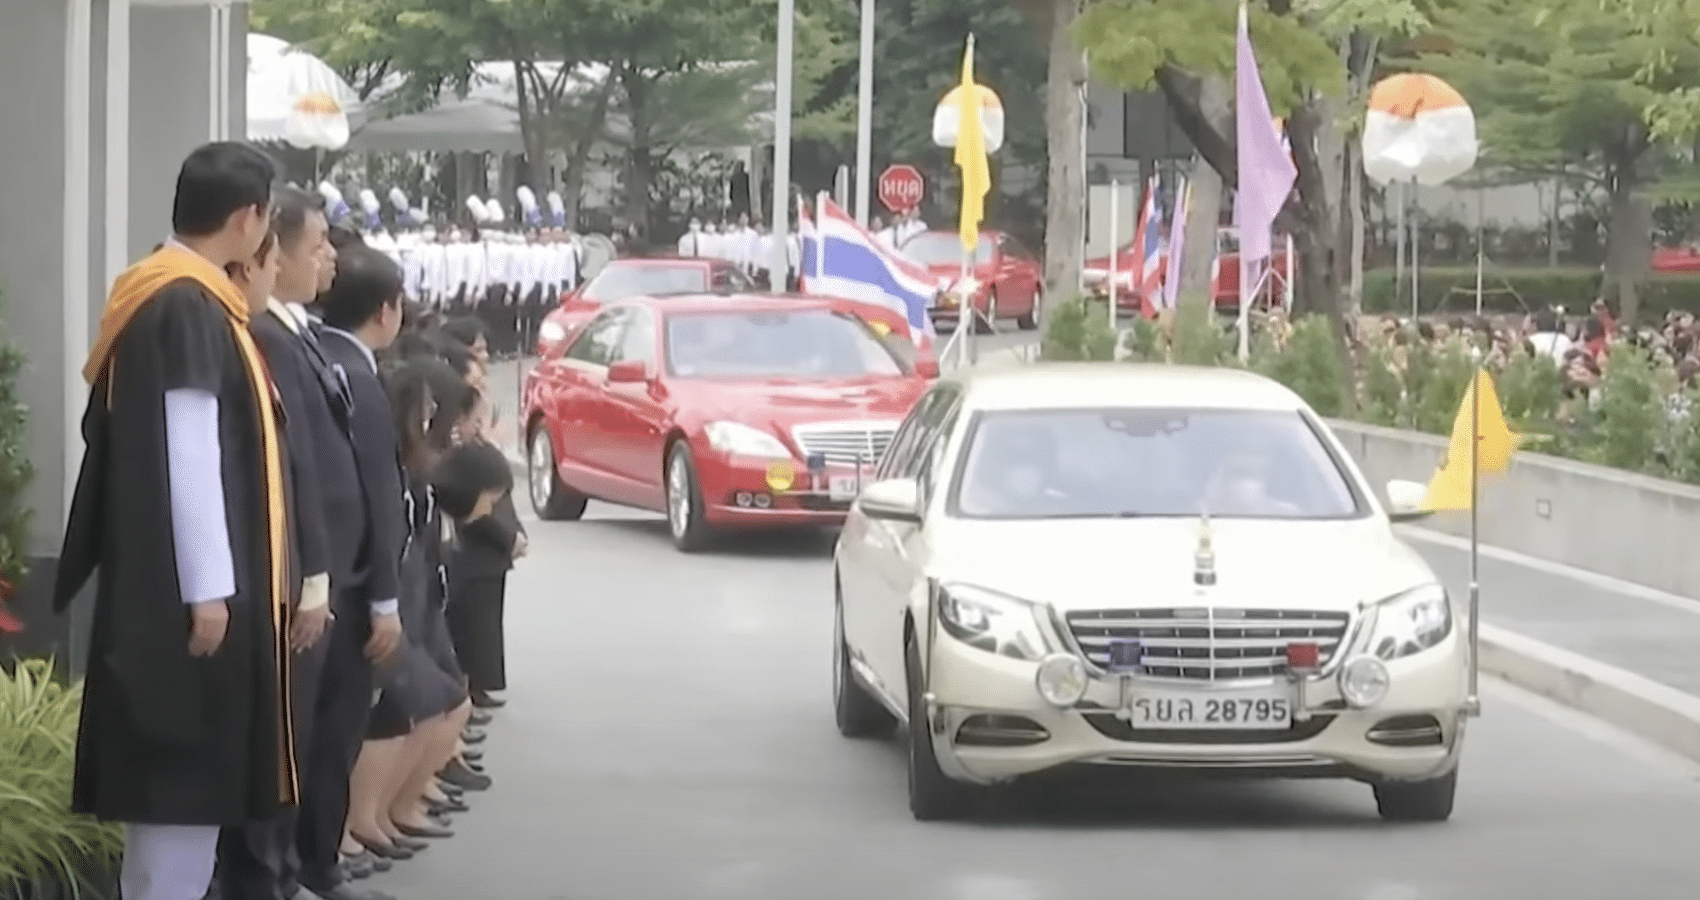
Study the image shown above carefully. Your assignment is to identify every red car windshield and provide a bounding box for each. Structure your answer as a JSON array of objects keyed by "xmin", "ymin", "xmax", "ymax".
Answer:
[
  {"xmin": 901, "ymin": 231, "xmax": 993, "ymax": 266},
  {"xmin": 580, "ymin": 262, "xmax": 708, "ymax": 303},
  {"xmin": 664, "ymin": 309, "xmax": 906, "ymax": 380}
]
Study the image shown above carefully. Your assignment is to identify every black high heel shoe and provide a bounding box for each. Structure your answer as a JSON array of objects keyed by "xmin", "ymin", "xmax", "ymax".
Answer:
[{"xmin": 351, "ymin": 832, "xmax": 413, "ymax": 861}]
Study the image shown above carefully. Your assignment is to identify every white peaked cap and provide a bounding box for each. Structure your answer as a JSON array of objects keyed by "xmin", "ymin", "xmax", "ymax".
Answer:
[
  {"xmin": 487, "ymin": 200, "xmax": 507, "ymax": 223},
  {"xmin": 358, "ymin": 189, "xmax": 381, "ymax": 214},
  {"xmin": 388, "ymin": 187, "xmax": 409, "ymax": 210},
  {"xmin": 465, "ymin": 195, "xmax": 489, "ymax": 222},
  {"xmin": 317, "ymin": 181, "xmax": 343, "ymax": 207},
  {"xmin": 409, "ymin": 207, "xmax": 426, "ymax": 223},
  {"xmin": 516, "ymin": 186, "xmax": 538, "ymax": 210},
  {"xmin": 546, "ymin": 191, "xmax": 565, "ymax": 212}
]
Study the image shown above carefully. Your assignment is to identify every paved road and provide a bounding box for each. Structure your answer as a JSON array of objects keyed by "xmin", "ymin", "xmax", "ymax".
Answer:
[{"xmin": 367, "ymin": 501, "xmax": 1700, "ymax": 900}]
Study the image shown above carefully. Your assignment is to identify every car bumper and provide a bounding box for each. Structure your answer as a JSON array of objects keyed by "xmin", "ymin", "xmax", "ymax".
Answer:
[
  {"xmin": 696, "ymin": 455, "xmax": 870, "ymax": 528},
  {"xmin": 919, "ymin": 630, "xmax": 1469, "ymax": 786}
]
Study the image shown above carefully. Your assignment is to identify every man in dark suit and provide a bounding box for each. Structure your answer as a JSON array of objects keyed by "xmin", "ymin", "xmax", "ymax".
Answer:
[{"xmin": 228, "ymin": 187, "xmax": 402, "ymax": 900}]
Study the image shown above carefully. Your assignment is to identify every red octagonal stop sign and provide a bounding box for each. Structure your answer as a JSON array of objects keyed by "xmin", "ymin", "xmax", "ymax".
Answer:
[{"xmin": 877, "ymin": 165, "xmax": 925, "ymax": 214}]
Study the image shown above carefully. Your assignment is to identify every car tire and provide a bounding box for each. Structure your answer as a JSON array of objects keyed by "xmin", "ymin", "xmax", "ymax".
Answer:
[
  {"xmin": 665, "ymin": 442, "xmax": 714, "ymax": 553},
  {"xmin": 904, "ymin": 632, "xmax": 976, "ymax": 821},
  {"xmin": 1372, "ymin": 767, "xmax": 1457, "ymax": 822},
  {"xmin": 974, "ymin": 291, "xmax": 998, "ymax": 335},
  {"xmin": 528, "ymin": 424, "xmax": 588, "ymax": 521},
  {"xmin": 834, "ymin": 591, "xmax": 896, "ymax": 739},
  {"xmin": 1016, "ymin": 287, "xmax": 1042, "ymax": 330}
]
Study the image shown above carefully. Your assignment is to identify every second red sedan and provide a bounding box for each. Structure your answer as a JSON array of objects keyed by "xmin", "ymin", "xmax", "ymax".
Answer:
[
  {"xmin": 535, "ymin": 256, "xmax": 757, "ymax": 355},
  {"xmin": 523, "ymin": 294, "xmax": 935, "ymax": 551}
]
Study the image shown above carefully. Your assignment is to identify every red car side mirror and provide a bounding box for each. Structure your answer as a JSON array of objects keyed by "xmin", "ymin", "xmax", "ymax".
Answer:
[
  {"xmin": 607, "ymin": 359, "xmax": 648, "ymax": 383},
  {"xmin": 915, "ymin": 357, "xmax": 941, "ymax": 379}
]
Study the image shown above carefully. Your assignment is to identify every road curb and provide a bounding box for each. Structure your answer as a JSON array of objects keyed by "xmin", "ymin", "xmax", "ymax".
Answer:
[{"xmin": 1478, "ymin": 623, "xmax": 1700, "ymax": 763}]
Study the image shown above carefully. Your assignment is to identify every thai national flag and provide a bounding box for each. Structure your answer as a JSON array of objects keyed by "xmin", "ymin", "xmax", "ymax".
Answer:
[
  {"xmin": 801, "ymin": 195, "xmax": 937, "ymax": 346},
  {"xmin": 1132, "ymin": 178, "xmax": 1164, "ymax": 315}
]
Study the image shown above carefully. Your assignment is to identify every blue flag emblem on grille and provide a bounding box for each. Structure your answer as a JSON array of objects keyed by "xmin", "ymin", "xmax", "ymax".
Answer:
[{"xmin": 1107, "ymin": 640, "xmax": 1144, "ymax": 671}]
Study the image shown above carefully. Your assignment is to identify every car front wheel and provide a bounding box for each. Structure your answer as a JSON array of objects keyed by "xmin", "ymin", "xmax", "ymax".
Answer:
[
  {"xmin": 665, "ymin": 442, "xmax": 714, "ymax": 553},
  {"xmin": 528, "ymin": 424, "xmax": 588, "ymax": 521},
  {"xmin": 904, "ymin": 632, "xmax": 976, "ymax": 821},
  {"xmin": 834, "ymin": 592, "xmax": 895, "ymax": 739},
  {"xmin": 1373, "ymin": 767, "xmax": 1457, "ymax": 822}
]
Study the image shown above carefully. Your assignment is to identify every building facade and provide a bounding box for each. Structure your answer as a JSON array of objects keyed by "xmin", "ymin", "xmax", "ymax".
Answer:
[{"xmin": 1, "ymin": 0, "xmax": 246, "ymax": 662}]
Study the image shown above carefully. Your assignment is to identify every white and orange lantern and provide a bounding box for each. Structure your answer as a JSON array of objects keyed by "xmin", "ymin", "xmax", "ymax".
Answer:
[
  {"xmin": 1362, "ymin": 73, "xmax": 1478, "ymax": 185},
  {"xmin": 932, "ymin": 83, "xmax": 1004, "ymax": 154},
  {"xmin": 247, "ymin": 33, "xmax": 359, "ymax": 151}
]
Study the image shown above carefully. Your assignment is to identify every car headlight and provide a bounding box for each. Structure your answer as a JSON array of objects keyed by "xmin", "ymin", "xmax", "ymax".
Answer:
[
  {"xmin": 935, "ymin": 583, "xmax": 1047, "ymax": 661},
  {"xmin": 1366, "ymin": 584, "xmax": 1452, "ymax": 660},
  {"xmin": 538, "ymin": 320, "xmax": 566, "ymax": 345},
  {"xmin": 704, "ymin": 421, "xmax": 789, "ymax": 458}
]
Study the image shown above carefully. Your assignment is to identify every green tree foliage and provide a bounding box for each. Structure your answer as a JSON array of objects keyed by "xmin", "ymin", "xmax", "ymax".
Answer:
[{"xmin": 1414, "ymin": 0, "xmax": 1700, "ymax": 321}]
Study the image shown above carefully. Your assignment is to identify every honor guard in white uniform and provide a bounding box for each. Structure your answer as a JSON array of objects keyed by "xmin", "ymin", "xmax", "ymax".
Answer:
[
  {"xmin": 734, "ymin": 215, "xmax": 760, "ymax": 275},
  {"xmin": 678, "ymin": 219, "xmax": 705, "ymax": 257},
  {"xmin": 753, "ymin": 223, "xmax": 776, "ymax": 286},
  {"xmin": 419, "ymin": 225, "xmax": 447, "ymax": 309},
  {"xmin": 515, "ymin": 188, "xmax": 548, "ymax": 347},
  {"xmin": 478, "ymin": 201, "xmax": 513, "ymax": 355},
  {"xmin": 446, "ymin": 200, "xmax": 479, "ymax": 312}
]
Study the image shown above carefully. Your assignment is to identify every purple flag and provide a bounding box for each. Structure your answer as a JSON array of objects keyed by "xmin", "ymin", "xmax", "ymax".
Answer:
[{"xmin": 1233, "ymin": 3, "xmax": 1295, "ymax": 264}]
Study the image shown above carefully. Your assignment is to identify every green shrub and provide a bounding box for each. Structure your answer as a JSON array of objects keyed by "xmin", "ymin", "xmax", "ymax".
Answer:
[
  {"xmin": 0, "ymin": 300, "xmax": 30, "ymax": 591},
  {"xmin": 1362, "ymin": 266, "xmax": 1700, "ymax": 319},
  {"xmin": 1040, "ymin": 295, "xmax": 1118, "ymax": 362},
  {"xmin": 0, "ymin": 660, "xmax": 122, "ymax": 894}
]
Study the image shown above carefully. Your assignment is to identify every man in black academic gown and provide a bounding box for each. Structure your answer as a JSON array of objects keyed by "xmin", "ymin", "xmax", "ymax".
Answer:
[
  {"xmin": 55, "ymin": 142, "xmax": 298, "ymax": 900},
  {"xmin": 223, "ymin": 186, "xmax": 402, "ymax": 900}
]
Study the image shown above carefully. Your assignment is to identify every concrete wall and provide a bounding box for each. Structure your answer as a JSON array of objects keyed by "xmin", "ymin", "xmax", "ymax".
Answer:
[
  {"xmin": 1329, "ymin": 420, "xmax": 1700, "ymax": 598},
  {"xmin": 0, "ymin": 0, "xmax": 247, "ymax": 662}
]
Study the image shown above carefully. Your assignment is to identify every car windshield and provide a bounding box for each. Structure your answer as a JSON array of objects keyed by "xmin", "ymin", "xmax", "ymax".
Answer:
[
  {"xmin": 581, "ymin": 262, "xmax": 707, "ymax": 303},
  {"xmin": 952, "ymin": 407, "xmax": 1363, "ymax": 520},
  {"xmin": 901, "ymin": 232, "xmax": 993, "ymax": 266},
  {"xmin": 664, "ymin": 309, "xmax": 906, "ymax": 379}
]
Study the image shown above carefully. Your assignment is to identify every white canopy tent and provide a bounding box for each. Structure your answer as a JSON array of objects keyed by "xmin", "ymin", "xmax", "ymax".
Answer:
[{"xmin": 348, "ymin": 61, "xmax": 772, "ymax": 155}]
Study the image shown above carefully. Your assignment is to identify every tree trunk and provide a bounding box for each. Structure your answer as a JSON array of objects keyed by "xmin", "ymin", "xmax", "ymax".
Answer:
[
  {"xmin": 1178, "ymin": 80, "xmax": 1228, "ymax": 313},
  {"xmin": 1040, "ymin": 0, "xmax": 1086, "ymax": 301},
  {"xmin": 560, "ymin": 80, "xmax": 616, "ymax": 229},
  {"xmin": 514, "ymin": 61, "xmax": 548, "ymax": 190},
  {"xmin": 1287, "ymin": 98, "xmax": 1357, "ymax": 411},
  {"xmin": 1603, "ymin": 149, "xmax": 1652, "ymax": 324},
  {"xmin": 619, "ymin": 66, "xmax": 655, "ymax": 233}
]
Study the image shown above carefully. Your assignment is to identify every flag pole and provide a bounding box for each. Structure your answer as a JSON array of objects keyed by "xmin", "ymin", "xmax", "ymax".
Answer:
[
  {"xmin": 1107, "ymin": 179, "xmax": 1120, "ymax": 328},
  {"xmin": 1466, "ymin": 369, "xmax": 1482, "ymax": 717}
]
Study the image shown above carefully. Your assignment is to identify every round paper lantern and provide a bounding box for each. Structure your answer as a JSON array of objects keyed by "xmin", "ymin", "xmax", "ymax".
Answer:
[
  {"xmin": 1362, "ymin": 73, "xmax": 1478, "ymax": 186},
  {"xmin": 931, "ymin": 84, "xmax": 1004, "ymax": 154}
]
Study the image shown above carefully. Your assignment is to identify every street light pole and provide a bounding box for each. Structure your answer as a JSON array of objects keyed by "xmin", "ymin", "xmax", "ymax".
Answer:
[
  {"xmin": 769, "ymin": 0, "xmax": 796, "ymax": 292},
  {"xmin": 853, "ymin": 0, "xmax": 875, "ymax": 226}
]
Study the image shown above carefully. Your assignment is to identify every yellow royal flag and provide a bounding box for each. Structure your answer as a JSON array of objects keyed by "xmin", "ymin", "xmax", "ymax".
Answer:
[
  {"xmin": 954, "ymin": 35, "xmax": 990, "ymax": 253},
  {"xmin": 1423, "ymin": 370, "xmax": 1520, "ymax": 511}
]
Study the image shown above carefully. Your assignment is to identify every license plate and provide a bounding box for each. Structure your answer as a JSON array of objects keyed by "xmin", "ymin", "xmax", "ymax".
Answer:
[
  {"xmin": 1129, "ymin": 687, "xmax": 1292, "ymax": 730},
  {"xmin": 828, "ymin": 474, "xmax": 866, "ymax": 501}
]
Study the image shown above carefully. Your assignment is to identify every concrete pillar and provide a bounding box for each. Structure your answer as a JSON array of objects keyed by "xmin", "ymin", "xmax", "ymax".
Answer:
[{"xmin": 0, "ymin": 0, "xmax": 247, "ymax": 666}]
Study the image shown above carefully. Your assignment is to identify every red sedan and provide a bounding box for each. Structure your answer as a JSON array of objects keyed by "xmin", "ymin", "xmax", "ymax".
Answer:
[
  {"xmin": 522, "ymin": 294, "xmax": 935, "ymax": 551},
  {"xmin": 898, "ymin": 229, "xmax": 1043, "ymax": 331},
  {"xmin": 535, "ymin": 256, "xmax": 757, "ymax": 355},
  {"xmin": 1083, "ymin": 227, "xmax": 1292, "ymax": 313}
]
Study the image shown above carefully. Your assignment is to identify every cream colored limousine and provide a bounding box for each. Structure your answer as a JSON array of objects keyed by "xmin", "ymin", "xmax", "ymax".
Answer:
[{"xmin": 831, "ymin": 363, "xmax": 1467, "ymax": 822}]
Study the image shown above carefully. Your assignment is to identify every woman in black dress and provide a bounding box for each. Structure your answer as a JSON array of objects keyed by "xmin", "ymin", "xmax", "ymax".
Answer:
[
  {"xmin": 347, "ymin": 360, "xmax": 475, "ymax": 859},
  {"xmin": 444, "ymin": 386, "xmax": 525, "ymax": 706}
]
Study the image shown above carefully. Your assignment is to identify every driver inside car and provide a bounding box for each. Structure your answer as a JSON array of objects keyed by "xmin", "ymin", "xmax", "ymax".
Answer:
[
  {"xmin": 1206, "ymin": 446, "xmax": 1300, "ymax": 516},
  {"xmin": 964, "ymin": 424, "xmax": 1072, "ymax": 515}
]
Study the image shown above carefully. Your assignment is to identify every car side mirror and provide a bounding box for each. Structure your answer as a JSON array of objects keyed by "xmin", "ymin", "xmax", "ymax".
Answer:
[
  {"xmin": 1384, "ymin": 478, "xmax": 1434, "ymax": 523},
  {"xmin": 915, "ymin": 357, "xmax": 941, "ymax": 379},
  {"xmin": 857, "ymin": 478, "xmax": 922, "ymax": 523},
  {"xmin": 606, "ymin": 359, "xmax": 648, "ymax": 383}
]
